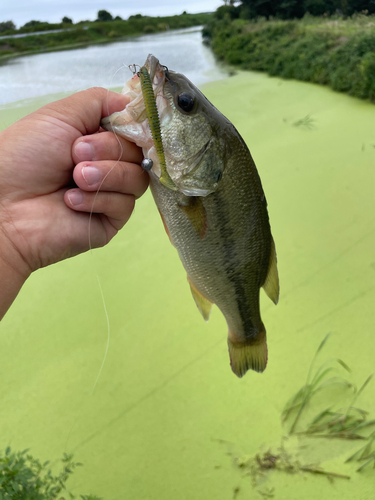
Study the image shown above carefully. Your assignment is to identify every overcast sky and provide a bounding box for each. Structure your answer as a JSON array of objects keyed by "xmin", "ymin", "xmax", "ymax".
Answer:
[{"xmin": 2, "ymin": 0, "xmax": 223, "ymax": 28}]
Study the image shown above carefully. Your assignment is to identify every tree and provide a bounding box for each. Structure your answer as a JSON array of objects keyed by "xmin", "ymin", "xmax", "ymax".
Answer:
[
  {"xmin": 114, "ymin": 15, "xmax": 123, "ymax": 20},
  {"xmin": 22, "ymin": 20, "xmax": 44, "ymax": 27},
  {"xmin": 97, "ymin": 10, "xmax": 113, "ymax": 21},
  {"xmin": 0, "ymin": 20, "xmax": 16, "ymax": 33},
  {"xmin": 62, "ymin": 16, "xmax": 73, "ymax": 23},
  {"xmin": 277, "ymin": 0, "xmax": 305, "ymax": 18},
  {"xmin": 347, "ymin": 0, "xmax": 375, "ymax": 14}
]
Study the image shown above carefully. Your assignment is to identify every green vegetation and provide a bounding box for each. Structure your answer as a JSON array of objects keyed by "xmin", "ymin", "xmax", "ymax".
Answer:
[
  {"xmin": 0, "ymin": 448, "xmax": 101, "ymax": 499},
  {"xmin": 219, "ymin": 335, "xmax": 374, "ymax": 498},
  {"xmin": 218, "ymin": 0, "xmax": 375, "ymax": 20},
  {"xmin": 0, "ymin": 11, "xmax": 211, "ymax": 59},
  {"xmin": 282, "ymin": 335, "xmax": 375, "ymax": 471},
  {"xmin": 97, "ymin": 10, "xmax": 114, "ymax": 22},
  {"xmin": 0, "ymin": 21, "xmax": 16, "ymax": 33},
  {"xmin": 205, "ymin": 10, "xmax": 375, "ymax": 102}
]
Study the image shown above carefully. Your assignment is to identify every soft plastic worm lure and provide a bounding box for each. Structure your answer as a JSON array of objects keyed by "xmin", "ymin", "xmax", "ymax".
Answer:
[{"xmin": 138, "ymin": 66, "xmax": 177, "ymax": 191}]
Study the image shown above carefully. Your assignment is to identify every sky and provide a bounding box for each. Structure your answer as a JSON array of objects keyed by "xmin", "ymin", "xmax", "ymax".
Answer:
[{"xmin": 2, "ymin": 0, "xmax": 223, "ymax": 28}]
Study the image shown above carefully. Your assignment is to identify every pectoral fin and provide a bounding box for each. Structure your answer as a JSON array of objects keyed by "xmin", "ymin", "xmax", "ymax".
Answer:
[
  {"xmin": 262, "ymin": 237, "xmax": 279, "ymax": 305},
  {"xmin": 187, "ymin": 275, "xmax": 213, "ymax": 322},
  {"xmin": 178, "ymin": 197, "xmax": 207, "ymax": 239}
]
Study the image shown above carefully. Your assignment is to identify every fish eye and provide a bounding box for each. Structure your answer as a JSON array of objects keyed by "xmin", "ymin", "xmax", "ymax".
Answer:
[{"xmin": 177, "ymin": 92, "xmax": 195, "ymax": 113}]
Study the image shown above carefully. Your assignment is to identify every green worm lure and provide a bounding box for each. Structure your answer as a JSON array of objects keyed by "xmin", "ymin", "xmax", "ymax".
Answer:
[{"xmin": 138, "ymin": 66, "xmax": 177, "ymax": 191}]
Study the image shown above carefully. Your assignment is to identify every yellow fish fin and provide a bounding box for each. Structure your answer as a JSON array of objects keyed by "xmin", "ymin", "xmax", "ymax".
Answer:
[
  {"xmin": 227, "ymin": 327, "xmax": 267, "ymax": 377},
  {"xmin": 187, "ymin": 275, "xmax": 213, "ymax": 322},
  {"xmin": 178, "ymin": 197, "xmax": 207, "ymax": 240},
  {"xmin": 262, "ymin": 237, "xmax": 279, "ymax": 305}
]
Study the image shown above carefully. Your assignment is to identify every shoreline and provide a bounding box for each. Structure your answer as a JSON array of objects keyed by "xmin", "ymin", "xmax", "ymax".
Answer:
[
  {"xmin": 0, "ymin": 27, "xmax": 202, "ymax": 62},
  {"xmin": 0, "ymin": 14, "xmax": 209, "ymax": 61}
]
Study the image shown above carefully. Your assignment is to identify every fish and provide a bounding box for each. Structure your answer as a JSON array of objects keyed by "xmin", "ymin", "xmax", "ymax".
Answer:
[{"xmin": 101, "ymin": 54, "xmax": 279, "ymax": 378}]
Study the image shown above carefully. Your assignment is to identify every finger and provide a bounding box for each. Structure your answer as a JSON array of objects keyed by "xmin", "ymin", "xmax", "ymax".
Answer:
[
  {"xmin": 64, "ymin": 189, "xmax": 135, "ymax": 230},
  {"xmin": 73, "ymin": 160, "xmax": 149, "ymax": 198},
  {"xmin": 42, "ymin": 87, "xmax": 129, "ymax": 135},
  {"xmin": 72, "ymin": 130, "xmax": 143, "ymax": 164}
]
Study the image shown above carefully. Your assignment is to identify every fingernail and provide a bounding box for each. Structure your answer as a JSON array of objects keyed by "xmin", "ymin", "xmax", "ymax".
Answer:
[
  {"xmin": 82, "ymin": 166, "xmax": 101, "ymax": 186},
  {"xmin": 74, "ymin": 141, "xmax": 94, "ymax": 161},
  {"xmin": 68, "ymin": 190, "xmax": 83, "ymax": 206}
]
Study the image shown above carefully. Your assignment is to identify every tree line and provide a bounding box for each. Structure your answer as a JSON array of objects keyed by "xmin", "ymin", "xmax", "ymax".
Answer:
[
  {"xmin": 222, "ymin": 0, "xmax": 375, "ymax": 19},
  {"xmin": 0, "ymin": 9, "xmax": 165, "ymax": 34}
]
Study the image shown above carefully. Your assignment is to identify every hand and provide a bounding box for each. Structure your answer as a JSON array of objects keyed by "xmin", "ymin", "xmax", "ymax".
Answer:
[{"xmin": 0, "ymin": 87, "xmax": 148, "ymax": 318}]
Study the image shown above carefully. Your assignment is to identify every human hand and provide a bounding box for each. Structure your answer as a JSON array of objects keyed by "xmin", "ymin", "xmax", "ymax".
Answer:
[{"xmin": 0, "ymin": 87, "xmax": 148, "ymax": 317}]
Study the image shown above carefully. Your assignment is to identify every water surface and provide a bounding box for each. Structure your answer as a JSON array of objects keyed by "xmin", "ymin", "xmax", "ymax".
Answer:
[
  {"xmin": 1, "ymin": 39, "xmax": 375, "ymax": 500},
  {"xmin": 0, "ymin": 27, "xmax": 228, "ymax": 105}
]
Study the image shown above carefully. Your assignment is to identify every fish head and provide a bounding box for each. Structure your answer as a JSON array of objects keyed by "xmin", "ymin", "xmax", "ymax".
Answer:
[{"xmin": 101, "ymin": 54, "xmax": 231, "ymax": 196}]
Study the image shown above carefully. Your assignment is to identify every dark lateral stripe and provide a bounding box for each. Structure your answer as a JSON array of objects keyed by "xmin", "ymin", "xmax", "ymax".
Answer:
[{"xmin": 212, "ymin": 190, "xmax": 258, "ymax": 337}]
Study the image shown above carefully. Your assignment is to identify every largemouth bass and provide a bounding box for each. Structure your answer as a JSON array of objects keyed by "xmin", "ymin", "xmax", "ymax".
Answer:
[{"xmin": 101, "ymin": 55, "xmax": 279, "ymax": 378}]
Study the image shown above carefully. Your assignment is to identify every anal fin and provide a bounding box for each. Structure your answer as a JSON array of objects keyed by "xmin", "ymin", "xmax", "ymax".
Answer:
[
  {"xmin": 262, "ymin": 237, "xmax": 279, "ymax": 305},
  {"xmin": 187, "ymin": 275, "xmax": 213, "ymax": 322}
]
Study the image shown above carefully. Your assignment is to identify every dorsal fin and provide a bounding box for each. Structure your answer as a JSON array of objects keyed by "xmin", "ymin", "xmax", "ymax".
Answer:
[
  {"xmin": 262, "ymin": 237, "xmax": 279, "ymax": 305},
  {"xmin": 187, "ymin": 275, "xmax": 213, "ymax": 322}
]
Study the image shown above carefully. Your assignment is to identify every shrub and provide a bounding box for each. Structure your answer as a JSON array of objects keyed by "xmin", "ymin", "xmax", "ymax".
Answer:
[{"xmin": 0, "ymin": 447, "xmax": 102, "ymax": 499}]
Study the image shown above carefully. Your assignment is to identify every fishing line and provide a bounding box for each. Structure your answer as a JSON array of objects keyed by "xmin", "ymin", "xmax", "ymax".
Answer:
[
  {"xmin": 64, "ymin": 64, "xmax": 131, "ymax": 453},
  {"xmin": 88, "ymin": 64, "xmax": 130, "ymax": 395}
]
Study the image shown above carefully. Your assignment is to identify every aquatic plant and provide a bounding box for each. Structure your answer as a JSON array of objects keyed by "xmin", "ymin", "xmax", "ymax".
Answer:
[
  {"xmin": 219, "ymin": 334, "xmax": 374, "ymax": 499},
  {"xmin": 292, "ymin": 115, "xmax": 315, "ymax": 129},
  {"xmin": 346, "ymin": 432, "xmax": 375, "ymax": 471},
  {"xmin": 227, "ymin": 440, "xmax": 350, "ymax": 494},
  {"xmin": 281, "ymin": 334, "xmax": 355, "ymax": 434},
  {"xmin": 281, "ymin": 334, "xmax": 375, "ymax": 470}
]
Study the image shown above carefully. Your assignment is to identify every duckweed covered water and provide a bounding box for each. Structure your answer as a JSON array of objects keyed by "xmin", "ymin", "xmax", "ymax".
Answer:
[{"xmin": 0, "ymin": 71, "xmax": 375, "ymax": 499}]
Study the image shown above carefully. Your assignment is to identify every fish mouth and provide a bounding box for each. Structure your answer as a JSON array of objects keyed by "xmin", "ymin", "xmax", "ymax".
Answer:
[
  {"xmin": 144, "ymin": 54, "xmax": 160, "ymax": 80},
  {"xmin": 101, "ymin": 54, "xmax": 167, "ymax": 131}
]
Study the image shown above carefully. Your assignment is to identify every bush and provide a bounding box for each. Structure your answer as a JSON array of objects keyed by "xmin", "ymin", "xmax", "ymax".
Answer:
[
  {"xmin": 206, "ymin": 15, "xmax": 375, "ymax": 102},
  {"xmin": 0, "ymin": 447, "xmax": 102, "ymax": 499}
]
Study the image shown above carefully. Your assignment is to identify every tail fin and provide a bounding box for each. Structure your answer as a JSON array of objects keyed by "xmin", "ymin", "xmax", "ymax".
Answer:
[{"xmin": 228, "ymin": 328, "xmax": 267, "ymax": 378}]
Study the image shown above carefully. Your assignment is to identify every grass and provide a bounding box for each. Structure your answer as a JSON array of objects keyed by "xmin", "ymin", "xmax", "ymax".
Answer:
[
  {"xmin": 218, "ymin": 334, "xmax": 374, "ymax": 497},
  {"xmin": 282, "ymin": 335, "xmax": 375, "ymax": 470},
  {"xmin": 346, "ymin": 433, "xmax": 375, "ymax": 471},
  {"xmin": 221, "ymin": 439, "xmax": 351, "ymax": 495},
  {"xmin": 281, "ymin": 334, "xmax": 355, "ymax": 434}
]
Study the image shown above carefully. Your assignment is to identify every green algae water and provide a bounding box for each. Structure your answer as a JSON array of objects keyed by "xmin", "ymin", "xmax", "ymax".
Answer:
[{"xmin": 1, "ymin": 71, "xmax": 375, "ymax": 499}]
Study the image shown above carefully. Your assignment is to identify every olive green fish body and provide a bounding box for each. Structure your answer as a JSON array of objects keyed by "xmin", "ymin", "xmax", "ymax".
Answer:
[
  {"xmin": 101, "ymin": 54, "xmax": 279, "ymax": 377},
  {"xmin": 150, "ymin": 127, "xmax": 274, "ymax": 375}
]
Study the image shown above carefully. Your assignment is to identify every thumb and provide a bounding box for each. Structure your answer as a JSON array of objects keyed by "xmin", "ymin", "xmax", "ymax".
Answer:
[{"xmin": 39, "ymin": 87, "xmax": 129, "ymax": 135}]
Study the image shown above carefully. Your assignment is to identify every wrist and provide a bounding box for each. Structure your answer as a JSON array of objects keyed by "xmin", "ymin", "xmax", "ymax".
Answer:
[{"xmin": 0, "ymin": 234, "xmax": 30, "ymax": 320}]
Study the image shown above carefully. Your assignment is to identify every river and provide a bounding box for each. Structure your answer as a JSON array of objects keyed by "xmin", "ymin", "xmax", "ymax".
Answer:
[{"xmin": 0, "ymin": 27, "xmax": 229, "ymax": 106}]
